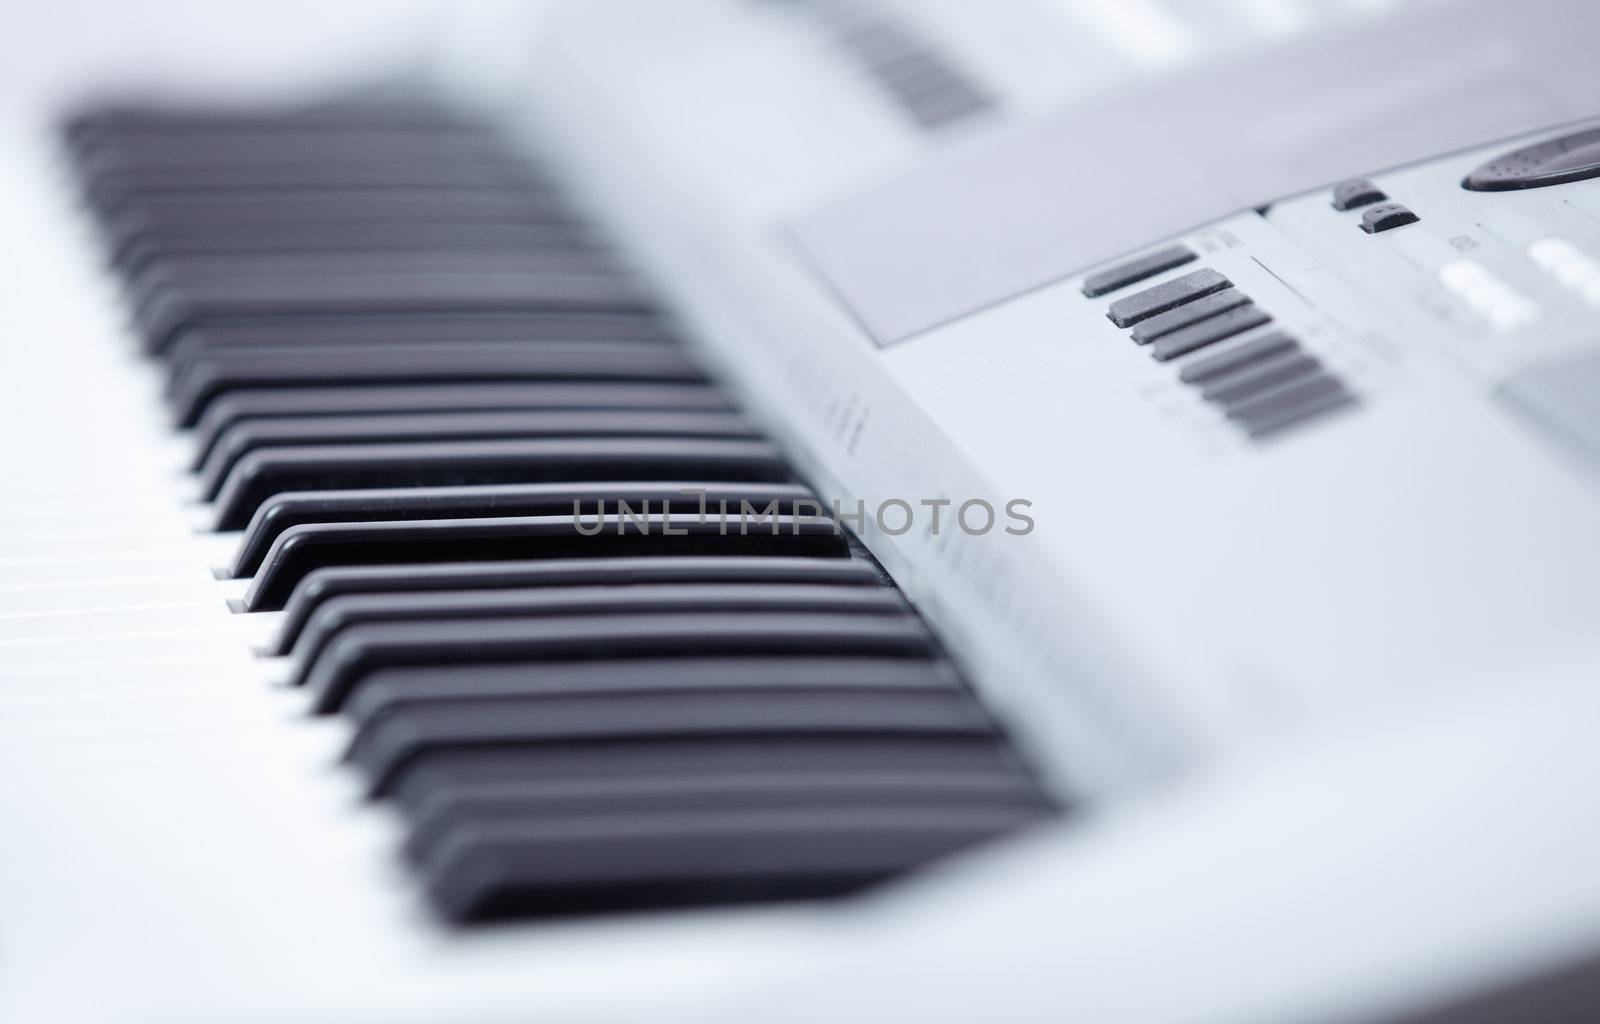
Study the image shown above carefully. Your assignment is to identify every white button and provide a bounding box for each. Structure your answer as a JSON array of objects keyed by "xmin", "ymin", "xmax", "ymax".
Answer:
[
  {"xmin": 1438, "ymin": 259, "xmax": 1539, "ymax": 332},
  {"xmin": 1528, "ymin": 237, "xmax": 1600, "ymax": 307}
]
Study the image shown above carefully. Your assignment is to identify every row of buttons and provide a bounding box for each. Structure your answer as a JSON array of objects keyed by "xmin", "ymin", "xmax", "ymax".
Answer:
[
  {"xmin": 1331, "ymin": 177, "xmax": 1418, "ymax": 234},
  {"xmin": 1086, "ymin": 247, "xmax": 1358, "ymax": 440}
]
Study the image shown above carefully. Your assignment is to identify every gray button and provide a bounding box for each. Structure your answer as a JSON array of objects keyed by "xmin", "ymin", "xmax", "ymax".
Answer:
[
  {"xmin": 1149, "ymin": 304, "xmax": 1270, "ymax": 362},
  {"xmin": 1080, "ymin": 244, "xmax": 1195, "ymax": 298},
  {"xmin": 1202, "ymin": 353, "xmax": 1323, "ymax": 406},
  {"xmin": 1178, "ymin": 331, "xmax": 1299, "ymax": 384},
  {"xmin": 1130, "ymin": 289, "xmax": 1252, "ymax": 344},
  {"xmin": 1106, "ymin": 268, "xmax": 1231, "ymax": 327},
  {"xmin": 1331, "ymin": 178, "xmax": 1386, "ymax": 210},
  {"xmin": 1360, "ymin": 204, "xmax": 1419, "ymax": 234}
]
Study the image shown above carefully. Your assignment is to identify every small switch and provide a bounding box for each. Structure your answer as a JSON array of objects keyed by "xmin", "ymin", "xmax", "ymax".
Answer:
[
  {"xmin": 1106, "ymin": 268, "xmax": 1231, "ymax": 328},
  {"xmin": 1331, "ymin": 178, "xmax": 1386, "ymax": 211},
  {"xmin": 1081, "ymin": 245, "xmax": 1196, "ymax": 297},
  {"xmin": 1359, "ymin": 204, "xmax": 1420, "ymax": 234}
]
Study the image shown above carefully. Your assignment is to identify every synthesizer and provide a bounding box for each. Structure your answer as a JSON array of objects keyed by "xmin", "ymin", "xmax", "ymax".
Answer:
[{"xmin": 4, "ymin": 0, "xmax": 1600, "ymax": 1021}]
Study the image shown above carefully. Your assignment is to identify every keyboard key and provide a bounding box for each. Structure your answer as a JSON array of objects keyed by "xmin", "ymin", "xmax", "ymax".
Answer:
[
  {"xmin": 348, "ymin": 687, "xmax": 997, "ymax": 795},
  {"xmin": 392, "ymin": 735, "xmax": 1031, "ymax": 814},
  {"xmin": 346, "ymin": 656, "xmax": 959, "ymax": 728},
  {"xmin": 118, "ymin": 222, "xmax": 596, "ymax": 274},
  {"xmin": 423, "ymin": 804, "xmax": 1041, "ymax": 921},
  {"xmin": 167, "ymin": 310, "xmax": 671, "ymax": 370},
  {"xmin": 284, "ymin": 583, "xmax": 908, "ymax": 688},
  {"xmin": 138, "ymin": 274, "xmax": 657, "ymax": 354},
  {"xmin": 271, "ymin": 556, "xmax": 882, "ymax": 652},
  {"xmin": 232, "ymin": 481, "xmax": 817, "ymax": 579},
  {"xmin": 403, "ymin": 769, "xmax": 1046, "ymax": 867},
  {"xmin": 210, "ymin": 436, "xmax": 788, "ymax": 531},
  {"xmin": 244, "ymin": 514, "xmax": 844, "ymax": 612},
  {"xmin": 191, "ymin": 382, "xmax": 728, "ymax": 465},
  {"xmin": 197, "ymin": 409, "xmax": 758, "ymax": 500},
  {"xmin": 171, "ymin": 341, "xmax": 700, "ymax": 424},
  {"xmin": 131, "ymin": 251, "xmax": 625, "ymax": 318},
  {"xmin": 303, "ymin": 612, "xmax": 937, "ymax": 713}
]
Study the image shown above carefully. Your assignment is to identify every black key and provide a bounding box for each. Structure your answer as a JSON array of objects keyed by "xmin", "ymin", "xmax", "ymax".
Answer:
[
  {"xmin": 211, "ymin": 437, "xmax": 788, "ymax": 532},
  {"xmin": 166, "ymin": 310, "xmax": 671, "ymax": 368},
  {"xmin": 1177, "ymin": 330, "xmax": 1299, "ymax": 384},
  {"xmin": 233, "ymin": 481, "xmax": 816, "ymax": 579},
  {"xmin": 1330, "ymin": 178, "xmax": 1387, "ymax": 211},
  {"xmin": 81, "ymin": 144, "xmax": 528, "ymax": 198},
  {"xmin": 245, "ymin": 513, "xmax": 842, "ymax": 612},
  {"xmin": 86, "ymin": 159, "xmax": 542, "ymax": 213},
  {"xmin": 1080, "ymin": 245, "xmax": 1197, "ymax": 298},
  {"xmin": 66, "ymin": 106, "xmax": 481, "ymax": 150},
  {"xmin": 303, "ymin": 611, "xmax": 936, "ymax": 713},
  {"xmin": 1128, "ymin": 290, "xmax": 1252, "ymax": 344},
  {"xmin": 76, "ymin": 124, "xmax": 508, "ymax": 172},
  {"xmin": 1359, "ymin": 203, "xmax": 1420, "ymax": 234},
  {"xmin": 404, "ymin": 769, "xmax": 1047, "ymax": 867},
  {"xmin": 348, "ymin": 687, "xmax": 996, "ymax": 795},
  {"xmin": 172, "ymin": 342, "xmax": 699, "ymax": 424},
  {"xmin": 1149, "ymin": 305, "xmax": 1272, "ymax": 362},
  {"xmin": 118, "ymin": 221, "xmax": 596, "ymax": 275},
  {"xmin": 346, "ymin": 656, "xmax": 960, "ymax": 728},
  {"xmin": 1106, "ymin": 268, "xmax": 1230, "ymax": 328},
  {"xmin": 138, "ymin": 274, "xmax": 656, "ymax": 355},
  {"xmin": 191, "ymin": 382, "xmax": 727, "ymax": 465},
  {"xmin": 103, "ymin": 189, "xmax": 579, "ymax": 265},
  {"xmin": 78, "ymin": 130, "xmax": 512, "ymax": 182},
  {"xmin": 130, "ymin": 251, "xmax": 625, "ymax": 315},
  {"xmin": 270, "ymin": 556, "xmax": 883, "ymax": 651},
  {"xmin": 1201, "ymin": 352, "xmax": 1323, "ymax": 406},
  {"xmin": 392, "ymin": 735, "xmax": 1030, "ymax": 813},
  {"xmin": 423, "ymin": 804, "xmax": 1039, "ymax": 921},
  {"xmin": 197, "ymin": 410, "xmax": 758, "ymax": 500},
  {"xmin": 286, "ymin": 583, "xmax": 906, "ymax": 689}
]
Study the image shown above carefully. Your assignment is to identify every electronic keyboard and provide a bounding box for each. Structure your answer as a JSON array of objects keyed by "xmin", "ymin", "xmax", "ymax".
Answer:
[{"xmin": 5, "ymin": 0, "xmax": 1600, "ymax": 1021}]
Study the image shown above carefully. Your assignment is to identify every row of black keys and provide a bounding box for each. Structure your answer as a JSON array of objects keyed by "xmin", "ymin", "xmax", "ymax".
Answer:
[{"xmin": 63, "ymin": 101, "xmax": 1056, "ymax": 921}]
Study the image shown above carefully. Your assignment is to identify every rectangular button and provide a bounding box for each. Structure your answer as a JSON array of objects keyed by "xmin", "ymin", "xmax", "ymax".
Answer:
[
  {"xmin": 1202, "ymin": 353, "xmax": 1322, "ymax": 406},
  {"xmin": 1149, "ymin": 305, "xmax": 1270, "ymax": 362},
  {"xmin": 1080, "ymin": 245, "xmax": 1196, "ymax": 298},
  {"xmin": 1177, "ymin": 331, "xmax": 1298, "ymax": 384},
  {"xmin": 1129, "ymin": 290, "xmax": 1252, "ymax": 344},
  {"xmin": 1226, "ymin": 374, "xmax": 1353, "ymax": 438},
  {"xmin": 1107, "ymin": 268, "xmax": 1230, "ymax": 328}
]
